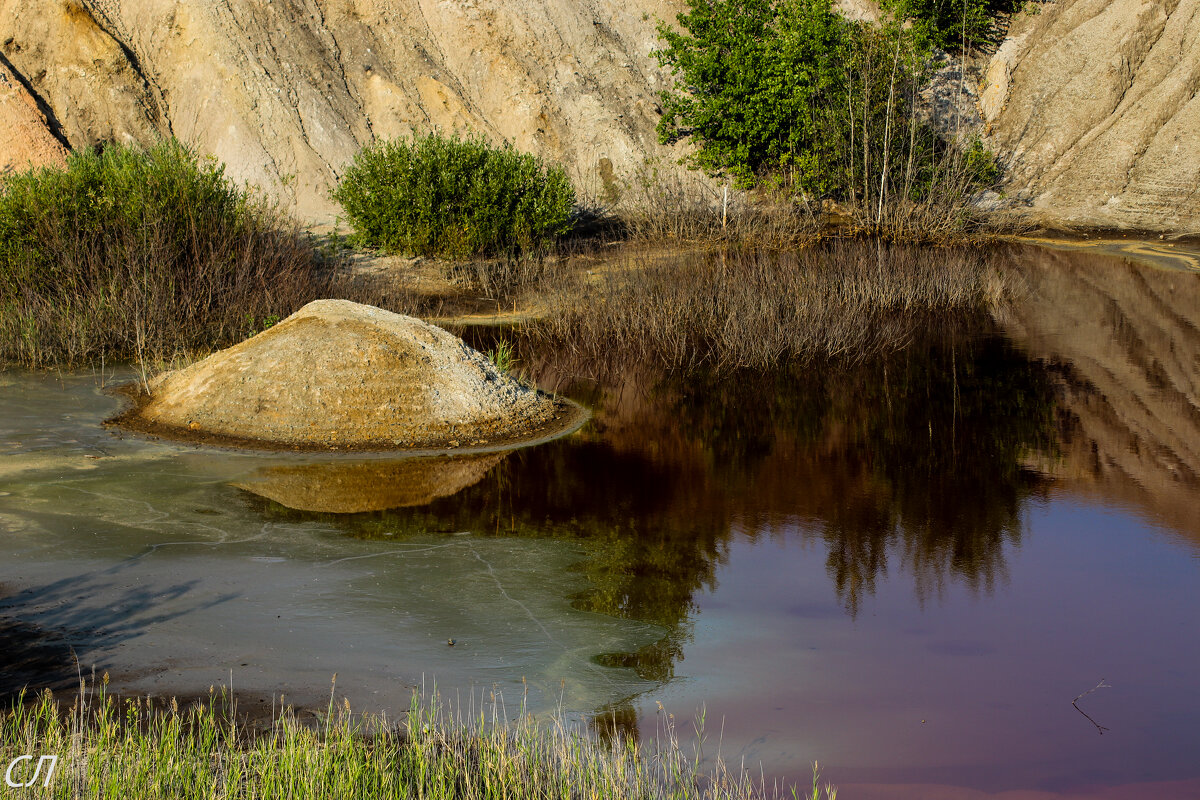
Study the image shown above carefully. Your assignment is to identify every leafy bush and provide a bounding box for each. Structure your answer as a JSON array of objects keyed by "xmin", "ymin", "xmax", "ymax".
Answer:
[
  {"xmin": 0, "ymin": 140, "xmax": 246, "ymax": 295},
  {"xmin": 333, "ymin": 132, "xmax": 576, "ymax": 259},
  {"xmin": 884, "ymin": 0, "xmax": 1021, "ymax": 49},
  {"xmin": 655, "ymin": 0, "xmax": 1002, "ymax": 231},
  {"xmin": 0, "ymin": 140, "xmax": 328, "ymax": 367},
  {"xmin": 655, "ymin": 0, "xmax": 852, "ymax": 190}
]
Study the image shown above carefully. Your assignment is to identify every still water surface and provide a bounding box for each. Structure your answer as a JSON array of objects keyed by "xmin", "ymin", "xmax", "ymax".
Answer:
[{"xmin": 2, "ymin": 244, "xmax": 1199, "ymax": 798}]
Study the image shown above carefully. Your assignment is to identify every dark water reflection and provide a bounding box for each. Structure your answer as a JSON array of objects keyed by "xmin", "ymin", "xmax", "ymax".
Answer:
[
  {"xmin": 235, "ymin": 244, "xmax": 1200, "ymax": 795},
  {"xmin": 247, "ymin": 326, "xmax": 1061, "ymax": 702}
]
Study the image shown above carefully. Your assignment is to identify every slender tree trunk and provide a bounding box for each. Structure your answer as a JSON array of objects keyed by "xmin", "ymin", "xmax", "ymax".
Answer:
[
  {"xmin": 861, "ymin": 49, "xmax": 871, "ymax": 213},
  {"xmin": 847, "ymin": 63, "xmax": 856, "ymax": 204},
  {"xmin": 876, "ymin": 33, "xmax": 902, "ymax": 225},
  {"xmin": 902, "ymin": 64, "xmax": 919, "ymax": 214}
]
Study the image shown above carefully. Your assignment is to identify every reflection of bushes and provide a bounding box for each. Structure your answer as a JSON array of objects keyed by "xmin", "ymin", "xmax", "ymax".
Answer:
[
  {"xmin": 813, "ymin": 336, "xmax": 1057, "ymax": 613},
  {"xmin": 659, "ymin": 332, "xmax": 1056, "ymax": 615},
  {"xmin": 536, "ymin": 242, "xmax": 1007, "ymax": 369}
]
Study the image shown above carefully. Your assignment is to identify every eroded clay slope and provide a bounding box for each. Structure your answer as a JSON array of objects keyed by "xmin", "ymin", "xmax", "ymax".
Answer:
[
  {"xmin": 0, "ymin": 58, "xmax": 67, "ymax": 174},
  {"xmin": 1, "ymin": 0, "xmax": 686, "ymax": 222},
  {"xmin": 983, "ymin": 0, "xmax": 1200, "ymax": 233}
]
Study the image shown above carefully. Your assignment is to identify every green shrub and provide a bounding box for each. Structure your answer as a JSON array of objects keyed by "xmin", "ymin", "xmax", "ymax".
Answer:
[
  {"xmin": 655, "ymin": 0, "xmax": 1001, "ymax": 232},
  {"xmin": 332, "ymin": 132, "xmax": 576, "ymax": 259},
  {"xmin": 961, "ymin": 134, "xmax": 1001, "ymax": 186},
  {"xmin": 883, "ymin": 0, "xmax": 1020, "ymax": 49},
  {"xmin": 655, "ymin": 0, "xmax": 852, "ymax": 190},
  {"xmin": 0, "ymin": 139, "xmax": 326, "ymax": 367},
  {"xmin": 0, "ymin": 140, "xmax": 244, "ymax": 296}
]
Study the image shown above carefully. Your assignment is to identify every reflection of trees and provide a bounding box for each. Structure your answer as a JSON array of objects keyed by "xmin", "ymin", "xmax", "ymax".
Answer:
[
  {"xmin": 652, "ymin": 332, "xmax": 1057, "ymax": 616},
  {"xmin": 247, "ymin": 328, "xmax": 1057, "ymax": 685},
  {"xmin": 804, "ymin": 335, "xmax": 1057, "ymax": 614}
]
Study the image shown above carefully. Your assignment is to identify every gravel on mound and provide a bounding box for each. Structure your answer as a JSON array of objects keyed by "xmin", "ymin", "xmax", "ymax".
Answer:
[{"xmin": 111, "ymin": 299, "xmax": 582, "ymax": 451}]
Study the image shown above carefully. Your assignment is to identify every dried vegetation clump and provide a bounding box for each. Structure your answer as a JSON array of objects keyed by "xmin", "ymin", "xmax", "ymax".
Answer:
[{"xmin": 534, "ymin": 241, "xmax": 1008, "ymax": 370}]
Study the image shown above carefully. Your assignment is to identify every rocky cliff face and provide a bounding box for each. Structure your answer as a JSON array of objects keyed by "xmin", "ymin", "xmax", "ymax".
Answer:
[
  {"xmin": 982, "ymin": 0, "xmax": 1200, "ymax": 234},
  {"xmin": 0, "ymin": 57, "xmax": 67, "ymax": 174},
  {"xmin": 3, "ymin": 0, "xmax": 1198, "ymax": 231},
  {"xmin": 1, "ymin": 0, "xmax": 686, "ymax": 222}
]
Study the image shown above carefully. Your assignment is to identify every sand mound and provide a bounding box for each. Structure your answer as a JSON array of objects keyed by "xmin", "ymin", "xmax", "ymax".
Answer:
[{"xmin": 112, "ymin": 300, "xmax": 583, "ymax": 451}]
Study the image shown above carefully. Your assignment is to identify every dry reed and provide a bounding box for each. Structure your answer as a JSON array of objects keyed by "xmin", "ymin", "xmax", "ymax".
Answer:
[{"xmin": 533, "ymin": 240, "xmax": 1007, "ymax": 370}]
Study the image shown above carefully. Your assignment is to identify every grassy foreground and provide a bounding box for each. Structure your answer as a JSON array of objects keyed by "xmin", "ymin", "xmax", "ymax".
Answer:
[{"xmin": 1, "ymin": 687, "xmax": 835, "ymax": 800}]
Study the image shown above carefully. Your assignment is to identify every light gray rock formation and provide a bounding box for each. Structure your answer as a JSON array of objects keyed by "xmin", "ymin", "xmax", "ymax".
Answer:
[
  {"xmin": 1, "ymin": 0, "xmax": 688, "ymax": 222},
  {"xmin": 982, "ymin": 0, "xmax": 1200, "ymax": 233}
]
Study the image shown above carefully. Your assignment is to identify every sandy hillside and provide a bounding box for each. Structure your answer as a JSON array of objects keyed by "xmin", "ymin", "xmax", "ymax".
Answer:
[
  {"xmin": 0, "ymin": 58, "xmax": 67, "ymax": 174},
  {"xmin": 2, "ymin": 0, "xmax": 1198, "ymax": 231},
  {"xmin": 982, "ymin": 0, "xmax": 1200, "ymax": 233},
  {"xmin": 0, "ymin": 0, "xmax": 690, "ymax": 222}
]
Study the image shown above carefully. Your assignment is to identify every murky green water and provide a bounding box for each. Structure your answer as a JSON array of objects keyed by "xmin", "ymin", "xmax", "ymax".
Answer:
[{"xmin": 2, "ymin": 243, "xmax": 1199, "ymax": 798}]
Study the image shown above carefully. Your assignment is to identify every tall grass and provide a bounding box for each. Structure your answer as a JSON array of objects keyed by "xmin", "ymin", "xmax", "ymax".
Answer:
[
  {"xmin": 1, "ymin": 685, "xmax": 836, "ymax": 800},
  {"xmin": 0, "ymin": 140, "xmax": 341, "ymax": 368},
  {"xmin": 534, "ymin": 240, "xmax": 1007, "ymax": 370}
]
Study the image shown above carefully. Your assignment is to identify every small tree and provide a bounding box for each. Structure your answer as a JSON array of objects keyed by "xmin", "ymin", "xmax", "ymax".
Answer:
[
  {"xmin": 655, "ymin": 0, "xmax": 1000, "ymax": 229},
  {"xmin": 882, "ymin": 0, "xmax": 1021, "ymax": 49},
  {"xmin": 655, "ymin": 0, "xmax": 851, "ymax": 190}
]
